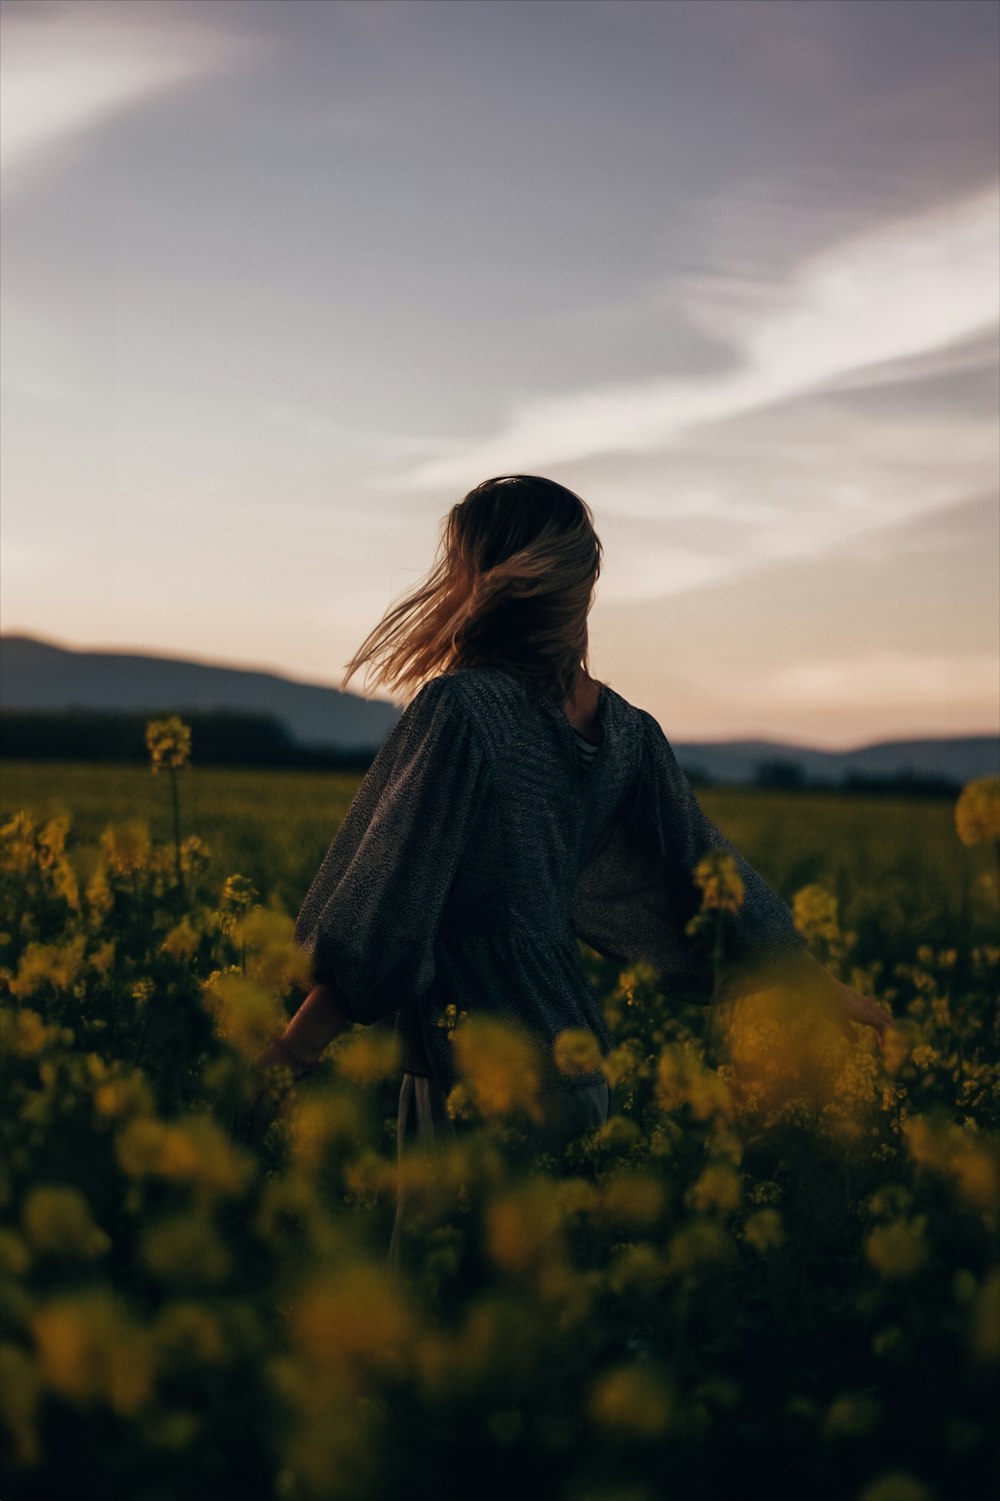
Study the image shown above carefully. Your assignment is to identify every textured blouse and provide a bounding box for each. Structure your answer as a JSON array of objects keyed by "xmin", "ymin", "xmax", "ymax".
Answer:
[{"xmin": 292, "ymin": 667, "xmax": 808, "ymax": 1095}]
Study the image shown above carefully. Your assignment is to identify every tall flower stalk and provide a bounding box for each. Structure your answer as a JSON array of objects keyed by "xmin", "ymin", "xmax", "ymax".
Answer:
[{"xmin": 145, "ymin": 716, "xmax": 192, "ymax": 908}]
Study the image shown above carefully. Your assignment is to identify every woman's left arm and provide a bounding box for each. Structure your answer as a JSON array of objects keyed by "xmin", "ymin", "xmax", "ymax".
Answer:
[{"xmin": 624, "ymin": 709, "xmax": 891, "ymax": 1040}]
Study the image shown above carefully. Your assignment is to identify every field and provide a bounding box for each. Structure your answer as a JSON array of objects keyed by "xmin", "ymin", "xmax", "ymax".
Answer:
[{"xmin": 1, "ymin": 750, "xmax": 998, "ymax": 1501}]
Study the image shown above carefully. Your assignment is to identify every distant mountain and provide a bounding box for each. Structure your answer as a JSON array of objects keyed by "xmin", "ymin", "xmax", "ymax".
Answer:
[
  {"xmin": 0, "ymin": 634, "xmax": 399, "ymax": 752},
  {"xmin": 672, "ymin": 737, "xmax": 998, "ymax": 787},
  {"xmin": 2, "ymin": 633, "xmax": 996, "ymax": 783}
]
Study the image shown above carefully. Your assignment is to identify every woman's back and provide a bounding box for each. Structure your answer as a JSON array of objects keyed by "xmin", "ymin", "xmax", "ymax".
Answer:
[{"xmin": 293, "ymin": 664, "xmax": 808, "ymax": 1095}]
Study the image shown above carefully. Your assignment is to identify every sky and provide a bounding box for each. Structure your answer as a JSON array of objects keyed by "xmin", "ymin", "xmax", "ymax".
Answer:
[{"xmin": 1, "ymin": 0, "xmax": 998, "ymax": 748}]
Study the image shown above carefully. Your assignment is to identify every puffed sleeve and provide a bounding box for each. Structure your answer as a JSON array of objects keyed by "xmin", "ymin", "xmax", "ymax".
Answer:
[
  {"xmin": 623, "ymin": 709, "xmax": 808, "ymax": 986},
  {"xmin": 292, "ymin": 674, "xmax": 491, "ymax": 1025},
  {"xmin": 573, "ymin": 709, "xmax": 807, "ymax": 1003}
]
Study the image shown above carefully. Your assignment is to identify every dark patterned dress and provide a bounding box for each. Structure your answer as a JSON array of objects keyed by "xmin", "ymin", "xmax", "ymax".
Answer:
[{"xmin": 292, "ymin": 666, "xmax": 808, "ymax": 1211}]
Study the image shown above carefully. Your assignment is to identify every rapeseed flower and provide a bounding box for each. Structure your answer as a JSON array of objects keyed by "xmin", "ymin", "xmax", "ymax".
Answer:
[
  {"xmin": 334, "ymin": 1028, "xmax": 401, "ymax": 1084},
  {"xmin": 286, "ymin": 1263, "xmax": 413, "ymax": 1379},
  {"xmin": 141, "ymin": 1212, "xmax": 232, "ymax": 1284},
  {"xmin": 8, "ymin": 935, "xmax": 87, "ymax": 999},
  {"xmin": 20, "ymin": 1186, "xmax": 111, "ymax": 1261},
  {"xmin": 688, "ymin": 1163, "xmax": 742, "ymax": 1214},
  {"xmin": 793, "ymin": 884, "xmax": 840, "ymax": 945},
  {"xmin": 100, "ymin": 819, "xmax": 152, "ymax": 877},
  {"xmin": 31, "ymin": 1289, "xmax": 154, "ymax": 1415},
  {"xmin": 954, "ymin": 774, "xmax": 1000, "ymax": 847},
  {"xmin": 865, "ymin": 1217, "xmax": 929, "ymax": 1280},
  {"xmin": 145, "ymin": 716, "xmax": 191, "ymax": 774},
  {"xmin": 691, "ymin": 849, "xmax": 745, "ymax": 913},
  {"xmin": 553, "ymin": 1026, "xmax": 604, "ymax": 1078},
  {"xmin": 202, "ymin": 970, "xmax": 284, "ymax": 1060},
  {"xmin": 0, "ymin": 1007, "xmax": 59, "ymax": 1057},
  {"xmin": 666, "ymin": 1217, "xmax": 734, "ymax": 1276},
  {"xmin": 449, "ymin": 1014, "xmax": 547, "ymax": 1124},
  {"xmin": 486, "ymin": 1178, "xmax": 566, "ymax": 1273},
  {"xmin": 587, "ymin": 1361, "xmax": 674, "ymax": 1438},
  {"xmin": 823, "ymin": 1391, "xmax": 881, "ymax": 1437},
  {"xmin": 743, "ymin": 1208, "xmax": 785, "ymax": 1252},
  {"xmin": 596, "ymin": 1172, "xmax": 665, "ymax": 1229},
  {"xmin": 160, "ymin": 916, "xmax": 199, "ymax": 959}
]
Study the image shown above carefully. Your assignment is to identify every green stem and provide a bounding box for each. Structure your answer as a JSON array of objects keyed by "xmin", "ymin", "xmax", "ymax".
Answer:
[{"xmin": 169, "ymin": 766, "xmax": 184, "ymax": 908}]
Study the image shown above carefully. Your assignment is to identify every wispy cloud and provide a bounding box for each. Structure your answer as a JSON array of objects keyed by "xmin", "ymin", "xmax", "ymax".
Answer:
[
  {"xmin": 0, "ymin": 0, "xmax": 258, "ymax": 192},
  {"xmin": 394, "ymin": 185, "xmax": 999, "ymax": 489}
]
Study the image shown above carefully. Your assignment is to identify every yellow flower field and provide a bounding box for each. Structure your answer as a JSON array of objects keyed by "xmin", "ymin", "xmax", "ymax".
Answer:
[{"xmin": 1, "ymin": 742, "xmax": 998, "ymax": 1501}]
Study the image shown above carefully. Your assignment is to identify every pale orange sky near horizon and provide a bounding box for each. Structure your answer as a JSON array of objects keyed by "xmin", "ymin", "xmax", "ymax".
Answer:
[{"xmin": 2, "ymin": 0, "xmax": 998, "ymax": 750}]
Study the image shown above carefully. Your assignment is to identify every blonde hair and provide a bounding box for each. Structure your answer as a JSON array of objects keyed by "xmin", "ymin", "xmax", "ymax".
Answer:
[{"xmin": 343, "ymin": 475, "xmax": 602, "ymax": 703}]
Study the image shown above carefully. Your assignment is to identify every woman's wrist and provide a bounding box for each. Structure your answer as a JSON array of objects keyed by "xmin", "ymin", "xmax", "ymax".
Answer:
[{"xmin": 280, "ymin": 981, "xmax": 353, "ymax": 1066}]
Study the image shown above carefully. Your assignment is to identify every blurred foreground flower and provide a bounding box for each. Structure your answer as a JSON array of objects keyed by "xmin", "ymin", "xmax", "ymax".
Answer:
[
  {"xmin": 448, "ymin": 1014, "xmax": 547, "ymax": 1125},
  {"xmin": 954, "ymin": 775, "xmax": 1000, "ymax": 848}
]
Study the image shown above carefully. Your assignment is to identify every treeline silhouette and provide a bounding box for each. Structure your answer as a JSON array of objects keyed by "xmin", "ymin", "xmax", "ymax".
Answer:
[
  {"xmin": 1, "ymin": 710, "xmax": 962, "ymax": 794},
  {"xmin": 680, "ymin": 756, "xmax": 961, "ymax": 797},
  {"xmin": 0, "ymin": 709, "xmax": 377, "ymax": 773}
]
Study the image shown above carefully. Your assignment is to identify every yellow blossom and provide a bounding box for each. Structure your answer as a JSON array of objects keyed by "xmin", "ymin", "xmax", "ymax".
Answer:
[
  {"xmin": 116, "ymin": 1111, "xmax": 253, "ymax": 1202},
  {"xmin": 149, "ymin": 1301, "xmax": 228, "ymax": 1371},
  {"xmin": 553, "ymin": 1027, "xmax": 604, "ymax": 1078},
  {"xmin": 289, "ymin": 1091, "xmax": 369, "ymax": 1173},
  {"xmin": 84, "ymin": 863, "xmax": 113, "ymax": 921},
  {"xmin": 93, "ymin": 1071, "xmax": 155, "ymax": 1122},
  {"xmin": 334, "ymin": 1028, "xmax": 402, "ymax": 1084},
  {"xmin": 743, "ymin": 1208, "xmax": 785, "ymax": 1252},
  {"xmin": 666, "ymin": 1217, "xmax": 734, "ymax": 1276},
  {"xmin": 20, "ymin": 1186, "xmax": 111, "ymax": 1261},
  {"xmin": 161, "ymin": 917, "xmax": 199, "ymax": 960},
  {"xmin": 145, "ymin": 716, "xmax": 192, "ymax": 774},
  {"xmin": 87, "ymin": 938, "xmax": 116, "ymax": 976},
  {"xmin": 450, "ymin": 1014, "xmax": 547, "ymax": 1124},
  {"xmin": 607, "ymin": 1243, "xmax": 669, "ymax": 1294},
  {"xmin": 823, "ymin": 1391, "xmax": 881, "ymax": 1437},
  {"xmin": 587, "ymin": 1362, "xmax": 673, "ymax": 1438},
  {"xmin": 692, "ymin": 849, "xmax": 745, "ymax": 913},
  {"xmin": 100, "ymin": 819, "xmax": 152, "ymax": 876},
  {"xmin": 596, "ymin": 1172, "xmax": 665, "ymax": 1228},
  {"xmin": 0, "ymin": 1007, "xmax": 56, "ymax": 1058},
  {"xmin": 865, "ymin": 1218, "xmax": 928, "ymax": 1280},
  {"xmin": 202, "ymin": 970, "xmax": 284, "ymax": 1060},
  {"xmin": 31, "ymin": 1290, "xmax": 154, "ymax": 1415},
  {"xmin": 8, "ymin": 935, "xmax": 88, "ymax": 1000},
  {"xmin": 688, "ymin": 1163, "xmax": 742, "ymax": 1214},
  {"xmin": 954, "ymin": 774, "xmax": 1000, "ymax": 846},
  {"xmin": 141, "ymin": 1213, "xmax": 232, "ymax": 1284},
  {"xmin": 241, "ymin": 905, "xmax": 312, "ymax": 990},
  {"xmin": 793, "ymin": 884, "xmax": 840, "ymax": 944},
  {"xmin": 287, "ymin": 1263, "xmax": 413, "ymax": 1378},
  {"xmin": 486, "ymin": 1179, "xmax": 566, "ymax": 1274}
]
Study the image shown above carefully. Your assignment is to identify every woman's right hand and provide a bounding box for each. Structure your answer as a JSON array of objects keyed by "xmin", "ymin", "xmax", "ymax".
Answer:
[{"xmin": 235, "ymin": 1036, "xmax": 321, "ymax": 1141}]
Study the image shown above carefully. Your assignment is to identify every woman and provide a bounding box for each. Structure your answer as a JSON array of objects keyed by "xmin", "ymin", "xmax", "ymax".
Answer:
[{"xmin": 250, "ymin": 475, "xmax": 889, "ymax": 1261}]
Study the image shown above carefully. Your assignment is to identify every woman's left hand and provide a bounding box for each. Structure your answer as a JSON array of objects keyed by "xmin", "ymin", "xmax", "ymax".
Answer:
[{"xmin": 831, "ymin": 982, "xmax": 892, "ymax": 1048}]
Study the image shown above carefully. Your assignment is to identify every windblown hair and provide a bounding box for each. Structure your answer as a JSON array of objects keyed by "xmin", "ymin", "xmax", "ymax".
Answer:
[{"xmin": 343, "ymin": 475, "xmax": 602, "ymax": 704}]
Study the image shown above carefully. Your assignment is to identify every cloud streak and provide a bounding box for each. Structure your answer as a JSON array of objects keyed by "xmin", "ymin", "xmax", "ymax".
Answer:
[
  {"xmin": 0, "ymin": 0, "xmax": 258, "ymax": 192},
  {"xmin": 395, "ymin": 184, "xmax": 999, "ymax": 488}
]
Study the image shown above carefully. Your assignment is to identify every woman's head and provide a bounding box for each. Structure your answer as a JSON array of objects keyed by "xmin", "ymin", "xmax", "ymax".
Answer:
[{"xmin": 344, "ymin": 475, "xmax": 602, "ymax": 701}]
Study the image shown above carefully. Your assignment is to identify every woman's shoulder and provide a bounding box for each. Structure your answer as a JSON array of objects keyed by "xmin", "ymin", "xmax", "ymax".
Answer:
[{"xmin": 401, "ymin": 668, "xmax": 522, "ymax": 752}]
